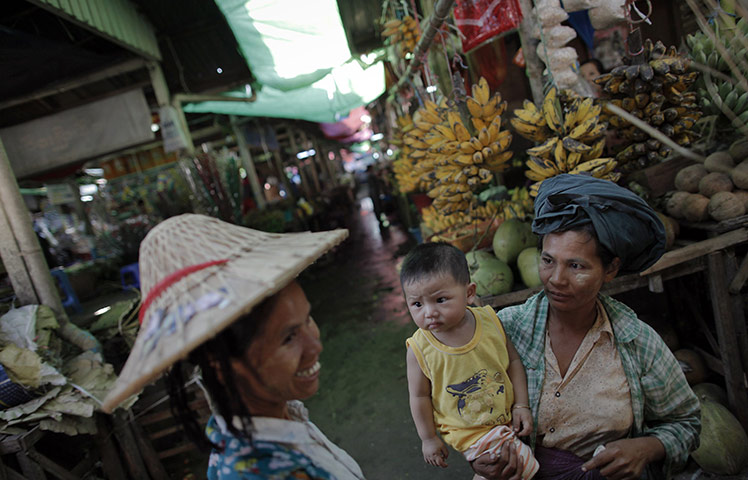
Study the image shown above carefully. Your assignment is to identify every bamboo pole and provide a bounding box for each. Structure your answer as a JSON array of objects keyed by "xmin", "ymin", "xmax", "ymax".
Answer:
[
  {"xmin": 0, "ymin": 138, "xmax": 101, "ymax": 352},
  {"xmin": 388, "ymin": 0, "xmax": 457, "ymax": 96},
  {"xmin": 231, "ymin": 116, "xmax": 266, "ymax": 210}
]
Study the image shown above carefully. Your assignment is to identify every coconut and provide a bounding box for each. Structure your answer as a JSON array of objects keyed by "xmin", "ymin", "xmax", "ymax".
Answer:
[
  {"xmin": 682, "ymin": 194, "xmax": 710, "ymax": 222},
  {"xmin": 665, "ymin": 191, "xmax": 691, "ymax": 219},
  {"xmin": 674, "ymin": 349, "xmax": 707, "ymax": 385},
  {"xmin": 691, "ymin": 382, "xmax": 728, "ymax": 406},
  {"xmin": 691, "ymin": 399, "xmax": 748, "ymax": 475},
  {"xmin": 728, "ymin": 136, "xmax": 748, "ymax": 162},
  {"xmin": 703, "ymin": 151, "xmax": 734, "ymax": 174},
  {"xmin": 517, "ymin": 247, "xmax": 543, "ymax": 288},
  {"xmin": 492, "ymin": 219, "xmax": 537, "ymax": 265},
  {"xmin": 465, "ymin": 250, "xmax": 496, "ymax": 275},
  {"xmin": 698, "ymin": 172, "xmax": 733, "ymax": 197},
  {"xmin": 674, "ymin": 164, "xmax": 708, "ymax": 193},
  {"xmin": 733, "ymin": 190, "xmax": 748, "ymax": 211},
  {"xmin": 730, "ymin": 160, "xmax": 748, "ymax": 189},
  {"xmin": 470, "ymin": 255, "xmax": 514, "ymax": 297}
]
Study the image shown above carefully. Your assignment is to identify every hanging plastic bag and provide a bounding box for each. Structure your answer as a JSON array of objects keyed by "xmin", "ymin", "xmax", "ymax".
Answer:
[
  {"xmin": 589, "ymin": 0, "xmax": 627, "ymax": 30},
  {"xmin": 454, "ymin": 0, "xmax": 523, "ymax": 53}
]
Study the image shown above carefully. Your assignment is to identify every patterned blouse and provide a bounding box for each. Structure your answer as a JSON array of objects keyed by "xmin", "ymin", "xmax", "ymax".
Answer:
[{"xmin": 206, "ymin": 401, "xmax": 364, "ymax": 480}]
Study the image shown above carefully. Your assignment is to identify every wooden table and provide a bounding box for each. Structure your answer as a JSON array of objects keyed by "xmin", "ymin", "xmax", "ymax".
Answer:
[{"xmin": 480, "ymin": 227, "xmax": 748, "ymax": 430}]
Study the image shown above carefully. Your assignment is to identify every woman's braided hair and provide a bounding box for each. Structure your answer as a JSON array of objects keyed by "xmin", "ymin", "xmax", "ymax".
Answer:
[{"xmin": 166, "ymin": 293, "xmax": 280, "ymax": 452}]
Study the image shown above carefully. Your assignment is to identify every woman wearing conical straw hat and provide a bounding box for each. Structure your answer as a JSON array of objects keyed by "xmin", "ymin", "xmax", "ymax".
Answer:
[{"xmin": 102, "ymin": 214, "xmax": 364, "ymax": 479}]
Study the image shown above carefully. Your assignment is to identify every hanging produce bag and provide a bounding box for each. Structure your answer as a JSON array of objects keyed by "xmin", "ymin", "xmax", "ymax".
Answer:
[{"xmin": 454, "ymin": 0, "xmax": 523, "ymax": 53}]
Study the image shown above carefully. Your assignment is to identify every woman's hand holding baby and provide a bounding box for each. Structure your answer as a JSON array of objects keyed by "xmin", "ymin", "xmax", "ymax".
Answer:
[{"xmin": 422, "ymin": 436, "xmax": 449, "ymax": 468}]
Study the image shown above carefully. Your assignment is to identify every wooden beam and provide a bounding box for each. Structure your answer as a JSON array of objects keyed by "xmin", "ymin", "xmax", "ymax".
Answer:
[
  {"xmin": 640, "ymin": 228, "xmax": 748, "ymax": 276},
  {"xmin": 728, "ymin": 252, "xmax": 748, "ymax": 294},
  {"xmin": 0, "ymin": 58, "xmax": 148, "ymax": 111},
  {"xmin": 707, "ymin": 251, "xmax": 748, "ymax": 431}
]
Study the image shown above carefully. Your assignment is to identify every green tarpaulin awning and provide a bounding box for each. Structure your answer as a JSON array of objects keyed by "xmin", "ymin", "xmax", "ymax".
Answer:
[{"xmin": 184, "ymin": 0, "xmax": 386, "ymax": 123}]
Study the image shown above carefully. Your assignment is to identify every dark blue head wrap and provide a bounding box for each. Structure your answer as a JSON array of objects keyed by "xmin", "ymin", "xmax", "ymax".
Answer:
[{"xmin": 532, "ymin": 174, "xmax": 666, "ymax": 274}]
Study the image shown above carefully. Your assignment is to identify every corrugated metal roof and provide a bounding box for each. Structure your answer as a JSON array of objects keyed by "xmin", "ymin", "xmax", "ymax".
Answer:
[{"xmin": 26, "ymin": 0, "xmax": 161, "ymax": 60}]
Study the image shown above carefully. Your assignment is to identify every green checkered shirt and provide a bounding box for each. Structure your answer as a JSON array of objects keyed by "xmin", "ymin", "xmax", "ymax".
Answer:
[{"xmin": 499, "ymin": 291, "xmax": 700, "ymax": 478}]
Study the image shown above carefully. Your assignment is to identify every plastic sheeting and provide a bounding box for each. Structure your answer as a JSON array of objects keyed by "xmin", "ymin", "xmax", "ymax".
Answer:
[{"xmin": 185, "ymin": 0, "xmax": 385, "ymax": 123}]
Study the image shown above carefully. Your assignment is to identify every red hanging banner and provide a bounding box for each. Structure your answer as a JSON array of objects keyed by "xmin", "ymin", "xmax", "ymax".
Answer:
[{"xmin": 453, "ymin": 0, "xmax": 524, "ymax": 53}]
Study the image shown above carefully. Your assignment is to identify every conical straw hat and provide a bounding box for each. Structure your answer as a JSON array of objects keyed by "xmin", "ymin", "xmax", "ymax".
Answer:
[{"xmin": 102, "ymin": 214, "xmax": 348, "ymax": 412}]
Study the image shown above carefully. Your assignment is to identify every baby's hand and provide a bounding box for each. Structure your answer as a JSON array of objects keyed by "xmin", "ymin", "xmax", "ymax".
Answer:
[
  {"xmin": 512, "ymin": 406, "xmax": 533, "ymax": 437},
  {"xmin": 422, "ymin": 437, "xmax": 449, "ymax": 468}
]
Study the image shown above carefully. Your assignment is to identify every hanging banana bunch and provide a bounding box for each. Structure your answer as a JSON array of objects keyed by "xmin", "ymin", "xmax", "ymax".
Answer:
[
  {"xmin": 391, "ymin": 115, "xmax": 423, "ymax": 194},
  {"xmin": 512, "ymin": 86, "xmax": 617, "ymax": 196},
  {"xmin": 422, "ymin": 187, "xmax": 534, "ymax": 236},
  {"xmin": 595, "ymin": 39, "xmax": 702, "ymax": 172},
  {"xmin": 381, "ymin": 16, "xmax": 420, "ymax": 59},
  {"xmin": 686, "ymin": 17, "xmax": 748, "ymax": 130},
  {"xmin": 423, "ymin": 78, "xmax": 514, "ymax": 216}
]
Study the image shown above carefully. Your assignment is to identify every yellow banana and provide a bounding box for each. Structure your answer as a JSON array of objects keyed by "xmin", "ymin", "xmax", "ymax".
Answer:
[
  {"xmin": 584, "ymin": 138, "xmax": 606, "ymax": 161},
  {"xmin": 527, "ymin": 137, "xmax": 559, "ymax": 158},
  {"xmin": 554, "ymin": 138, "xmax": 567, "ymax": 171},
  {"xmin": 472, "ymin": 117, "xmax": 487, "ymax": 131},
  {"xmin": 569, "ymin": 157, "xmax": 615, "ymax": 174},
  {"xmin": 454, "ymin": 122, "xmax": 471, "ymax": 142},
  {"xmin": 568, "ymin": 115, "xmax": 598, "ymax": 140},
  {"xmin": 467, "ymin": 97, "xmax": 484, "ymax": 118},
  {"xmin": 472, "ymin": 77, "xmax": 490, "ymax": 105},
  {"xmin": 562, "ymin": 136, "xmax": 593, "ymax": 153},
  {"xmin": 566, "ymin": 152, "xmax": 583, "ymax": 170},
  {"xmin": 542, "ymin": 87, "xmax": 564, "ymax": 134}
]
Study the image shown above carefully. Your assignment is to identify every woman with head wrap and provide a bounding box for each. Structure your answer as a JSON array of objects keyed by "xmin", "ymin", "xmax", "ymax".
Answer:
[{"xmin": 471, "ymin": 175, "xmax": 700, "ymax": 480}]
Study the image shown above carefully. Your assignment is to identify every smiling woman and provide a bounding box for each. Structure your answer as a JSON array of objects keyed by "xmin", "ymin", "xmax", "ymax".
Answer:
[
  {"xmin": 471, "ymin": 175, "xmax": 700, "ymax": 480},
  {"xmin": 100, "ymin": 214, "xmax": 365, "ymax": 479}
]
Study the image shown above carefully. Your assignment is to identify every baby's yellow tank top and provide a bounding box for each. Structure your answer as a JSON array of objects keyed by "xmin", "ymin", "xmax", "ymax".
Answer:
[{"xmin": 406, "ymin": 305, "xmax": 514, "ymax": 452}]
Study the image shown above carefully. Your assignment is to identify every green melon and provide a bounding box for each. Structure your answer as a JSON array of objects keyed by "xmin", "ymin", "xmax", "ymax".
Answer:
[
  {"xmin": 466, "ymin": 250, "xmax": 497, "ymax": 275},
  {"xmin": 470, "ymin": 255, "xmax": 513, "ymax": 297},
  {"xmin": 517, "ymin": 247, "xmax": 542, "ymax": 288},
  {"xmin": 691, "ymin": 383, "xmax": 728, "ymax": 406},
  {"xmin": 492, "ymin": 219, "xmax": 537, "ymax": 265},
  {"xmin": 691, "ymin": 399, "xmax": 748, "ymax": 475}
]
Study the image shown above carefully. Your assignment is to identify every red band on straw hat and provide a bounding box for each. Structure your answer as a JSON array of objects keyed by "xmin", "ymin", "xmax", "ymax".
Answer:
[{"xmin": 138, "ymin": 259, "xmax": 229, "ymax": 324}]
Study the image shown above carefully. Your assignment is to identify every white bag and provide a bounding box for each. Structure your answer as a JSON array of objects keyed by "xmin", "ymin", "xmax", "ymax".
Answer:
[
  {"xmin": 561, "ymin": 0, "xmax": 601, "ymax": 12},
  {"xmin": 536, "ymin": 6, "xmax": 569, "ymax": 27},
  {"xmin": 543, "ymin": 25, "xmax": 577, "ymax": 48},
  {"xmin": 589, "ymin": 0, "xmax": 627, "ymax": 30}
]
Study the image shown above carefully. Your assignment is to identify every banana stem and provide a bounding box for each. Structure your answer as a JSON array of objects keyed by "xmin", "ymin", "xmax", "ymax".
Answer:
[{"xmin": 604, "ymin": 103, "xmax": 706, "ymax": 162}]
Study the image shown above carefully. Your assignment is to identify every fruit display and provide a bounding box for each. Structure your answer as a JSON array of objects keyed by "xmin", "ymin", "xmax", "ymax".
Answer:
[
  {"xmin": 396, "ymin": 77, "xmax": 515, "ymax": 216},
  {"xmin": 665, "ymin": 139, "xmax": 748, "ymax": 223},
  {"xmin": 466, "ymin": 251, "xmax": 514, "ymax": 297},
  {"xmin": 492, "ymin": 218, "xmax": 537, "ymax": 264},
  {"xmin": 595, "ymin": 39, "xmax": 703, "ymax": 173},
  {"xmin": 511, "ymin": 86, "xmax": 618, "ymax": 195},
  {"xmin": 381, "ymin": 15, "xmax": 420, "ymax": 59},
  {"xmin": 686, "ymin": 17, "xmax": 748, "ymax": 131},
  {"xmin": 691, "ymin": 398, "xmax": 748, "ymax": 475}
]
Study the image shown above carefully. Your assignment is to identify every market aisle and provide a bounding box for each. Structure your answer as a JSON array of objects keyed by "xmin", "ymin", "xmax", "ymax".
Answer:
[{"xmin": 301, "ymin": 191, "xmax": 475, "ymax": 479}]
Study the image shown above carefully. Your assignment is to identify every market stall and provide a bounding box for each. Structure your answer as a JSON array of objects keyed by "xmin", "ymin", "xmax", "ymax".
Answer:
[{"xmin": 380, "ymin": 0, "xmax": 748, "ymax": 474}]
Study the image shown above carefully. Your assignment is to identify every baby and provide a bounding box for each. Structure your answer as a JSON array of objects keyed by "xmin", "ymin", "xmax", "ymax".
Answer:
[{"xmin": 401, "ymin": 242, "xmax": 539, "ymax": 479}]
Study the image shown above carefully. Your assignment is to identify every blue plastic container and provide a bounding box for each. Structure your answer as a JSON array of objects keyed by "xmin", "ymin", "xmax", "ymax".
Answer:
[{"xmin": 0, "ymin": 364, "xmax": 36, "ymax": 409}]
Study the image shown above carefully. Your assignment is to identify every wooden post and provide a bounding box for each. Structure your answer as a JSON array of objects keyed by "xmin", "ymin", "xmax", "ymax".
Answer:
[
  {"xmin": 112, "ymin": 410, "xmax": 151, "ymax": 480},
  {"xmin": 707, "ymin": 251, "xmax": 748, "ymax": 430},
  {"xmin": 298, "ymin": 130, "xmax": 321, "ymax": 193},
  {"xmin": 315, "ymin": 141, "xmax": 336, "ymax": 187},
  {"xmin": 272, "ymin": 149, "xmax": 294, "ymax": 201},
  {"xmin": 0, "ymin": 139, "xmax": 101, "ymax": 351},
  {"xmin": 517, "ymin": 0, "xmax": 545, "ymax": 105},
  {"xmin": 287, "ymin": 126, "xmax": 314, "ymax": 198},
  {"xmin": 95, "ymin": 414, "xmax": 127, "ymax": 480},
  {"xmin": 130, "ymin": 418, "xmax": 170, "ymax": 480},
  {"xmin": 0, "ymin": 200, "xmax": 38, "ymax": 305},
  {"xmin": 231, "ymin": 116, "xmax": 266, "ymax": 210}
]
